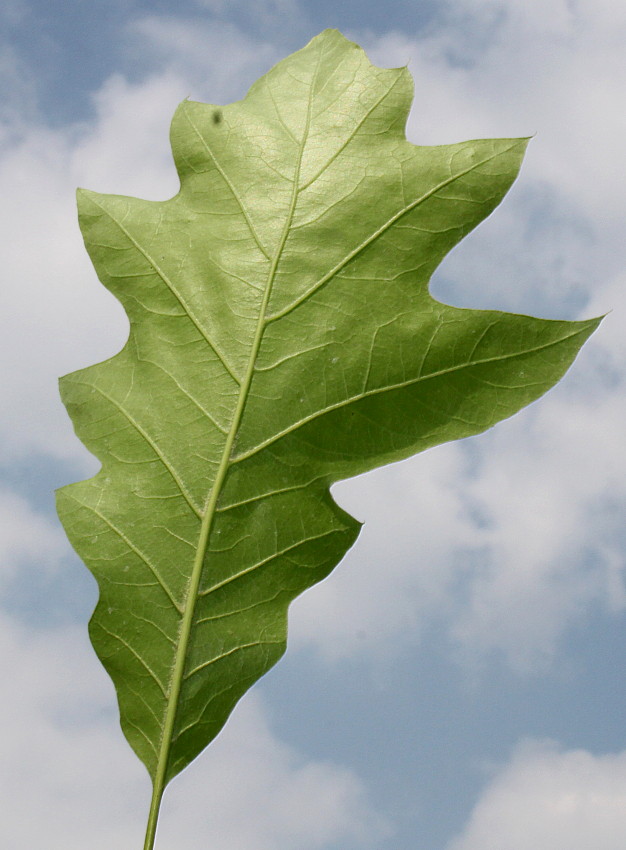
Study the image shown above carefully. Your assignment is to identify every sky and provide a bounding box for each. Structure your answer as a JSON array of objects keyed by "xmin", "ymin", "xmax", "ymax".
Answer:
[{"xmin": 1, "ymin": 0, "xmax": 625, "ymax": 848}]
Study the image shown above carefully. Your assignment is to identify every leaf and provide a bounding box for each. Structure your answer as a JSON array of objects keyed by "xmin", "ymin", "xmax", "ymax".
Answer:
[{"xmin": 57, "ymin": 28, "xmax": 599, "ymax": 844}]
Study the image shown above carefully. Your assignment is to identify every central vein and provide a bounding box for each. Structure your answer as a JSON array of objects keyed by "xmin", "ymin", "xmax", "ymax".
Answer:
[{"xmin": 142, "ymin": 48, "xmax": 320, "ymax": 850}]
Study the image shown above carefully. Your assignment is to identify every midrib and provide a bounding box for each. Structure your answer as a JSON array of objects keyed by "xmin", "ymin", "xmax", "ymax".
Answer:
[{"xmin": 142, "ymin": 48, "xmax": 320, "ymax": 850}]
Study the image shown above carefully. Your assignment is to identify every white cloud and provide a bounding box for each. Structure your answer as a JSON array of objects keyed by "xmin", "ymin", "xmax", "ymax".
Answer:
[
  {"xmin": 0, "ymin": 613, "xmax": 388, "ymax": 849},
  {"xmin": 0, "ymin": 617, "xmax": 146, "ymax": 849},
  {"xmin": 72, "ymin": 71, "xmax": 186, "ymax": 199},
  {"xmin": 364, "ymin": 0, "xmax": 626, "ymax": 226},
  {"xmin": 451, "ymin": 0, "xmax": 626, "ymax": 34},
  {"xmin": 0, "ymin": 487, "xmax": 66, "ymax": 591},
  {"xmin": 450, "ymin": 386, "xmax": 626, "ymax": 670},
  {"xmin": 158, "ymin": 693, "xmax": 390, "ymax": 850},
  {"xmin": 448, "ymin": 739, "xmax": 626, "ymax": 850},
  {"xmin": 290, "ymin": 444, "xmax": 482, "ymax": 661},
  {"xmin": 587, "ymin": 271, "xmax": 626, "ymax": 367},
  {"xmin": 126, "ymin": 15, "xmax": 280, "ymax": 104},
  {"xmin": 0, "ymin": 119, "xmax": 127, "ymax": 463}
]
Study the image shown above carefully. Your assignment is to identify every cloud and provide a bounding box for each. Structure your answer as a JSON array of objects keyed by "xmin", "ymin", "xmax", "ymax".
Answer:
[
  {"xmin": 158, "ymin": 693, "xmax": 390, "ymax": 850},
  {"xmin": 290, "ymin": 443, "xmax": 482, "ymax": 661},
  {"xmin": 448, "ymin": 739, "xmax": 626, "ymax": 850},
  {"xmin": 0, "ymin": 616, "xmax": 145, "ymax": 849},
  {"xmin": 364, "ymin": 0, "xmax": 626, "ymax": 226},
  {"xmin": 449, "ymin": 361, "xmax": 626, "ymax": 670},
  {"xmin": 126, "ymin": 15, "xmax": 281, "ymax": 104},
  {"xmin": 0, "ymin": 612, "xmax": 388, "ymax": 849},
  {"xmin": 0, "ymin": 487, "xmax": 66, "ymax": 591}
]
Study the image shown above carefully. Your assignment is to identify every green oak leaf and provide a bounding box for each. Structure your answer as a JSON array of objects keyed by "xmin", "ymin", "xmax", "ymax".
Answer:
[{"xmin": 57, "ymin": 28, "xmax": 600, "ymax": 846}]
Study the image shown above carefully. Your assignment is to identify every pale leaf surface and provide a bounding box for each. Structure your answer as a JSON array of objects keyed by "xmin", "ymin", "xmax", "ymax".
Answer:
[{"xmin": 57, "ymin": 29, "xmax": 599, "ymax": 792}]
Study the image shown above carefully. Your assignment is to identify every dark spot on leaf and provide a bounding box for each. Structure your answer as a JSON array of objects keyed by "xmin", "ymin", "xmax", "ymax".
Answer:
[{"xmin": 212, "ymin": 110, "xmax": 223, "ymax": 125}]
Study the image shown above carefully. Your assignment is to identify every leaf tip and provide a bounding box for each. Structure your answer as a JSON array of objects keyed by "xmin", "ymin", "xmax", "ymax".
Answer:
[
  {"xmin": 76, "ymin": 186, "xmax": 99, "ymax": 211},
  {"xmin": 587, "ymin": 312, "xmax": 608, "ymax": 335}
]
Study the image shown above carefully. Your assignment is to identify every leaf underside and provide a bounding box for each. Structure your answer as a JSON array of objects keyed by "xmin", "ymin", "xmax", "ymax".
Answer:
[{"xmin": 57, "ymin": 29, "xmax": 599, "ymax": 791}]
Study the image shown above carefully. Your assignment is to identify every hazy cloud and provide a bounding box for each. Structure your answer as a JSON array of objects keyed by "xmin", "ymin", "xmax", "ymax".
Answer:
[
  {"xmin": 0, "ymin": 613, "xmax": 387, "ymax": 849},
  {"xmin": 0, "ymin": 488, "xmax": 66, "ymax": 591},
  {"xmin": 367, "ymin": 1, "xmax": 626, "ymax": 224},
  {"xmin": 448, "ymin": 739, "xmax": 626, "ymax": 850}
]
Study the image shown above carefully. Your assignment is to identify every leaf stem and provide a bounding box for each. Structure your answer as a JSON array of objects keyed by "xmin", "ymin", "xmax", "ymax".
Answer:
[{"xmin": 143, "ymin": 788, "xmax": 164, "ymax": 850}]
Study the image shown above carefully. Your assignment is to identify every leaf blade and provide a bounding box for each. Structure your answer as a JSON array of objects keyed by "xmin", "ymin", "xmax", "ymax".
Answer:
[{"xmin": 57, "ymin": 28, "xmax": 600, "ymax": 811}]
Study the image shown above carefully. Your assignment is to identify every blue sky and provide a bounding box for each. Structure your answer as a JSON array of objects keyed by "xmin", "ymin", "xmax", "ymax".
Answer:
[{"xmin": 1, "ymin": 1, "xmax": 625, "ymax": 848}]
